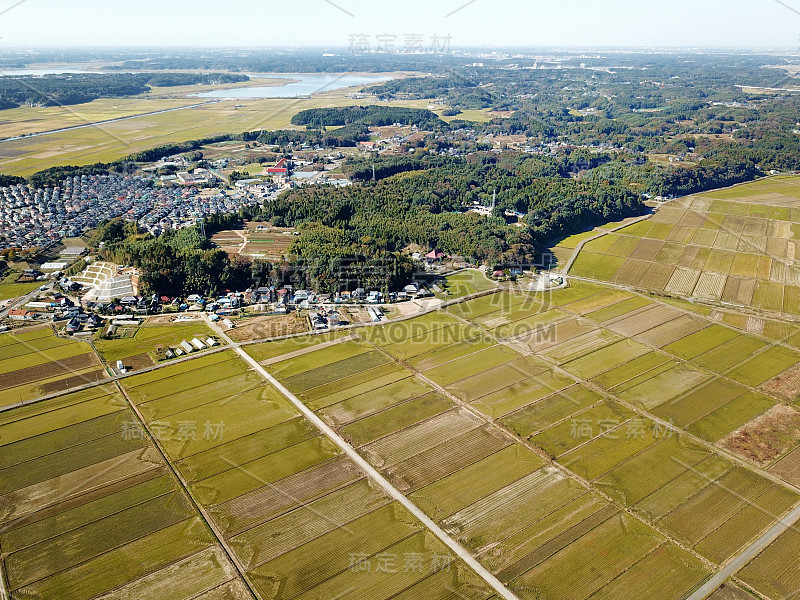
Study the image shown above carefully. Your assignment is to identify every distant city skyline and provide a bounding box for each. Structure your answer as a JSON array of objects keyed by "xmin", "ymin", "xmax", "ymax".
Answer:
[{"xmin": 0, "ymin": 0, "xmax": 798, "ymax": 50}]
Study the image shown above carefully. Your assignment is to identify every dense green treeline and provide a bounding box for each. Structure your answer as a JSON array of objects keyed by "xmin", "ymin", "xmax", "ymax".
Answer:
[
  {"xmin": 0, "ymin": 74, "xmax": 152, "ymax": 109},
  {"xmin": 258, "ymin": 152, "xmax": 644, "ymax": 267},
  {"xmin": 292, "ymin": 106, "xmax": 445, "ymax": 129},
  {"xmin": 0, "ymin": 72, "xmax": 250, "ymax": 111},
  {"xmin": 98, "ymin": 221, "xmax": 252, "ymax": 297},
  {"xmin": 146, "ymin": 73, "xmax": 249, "ymax": 87}
]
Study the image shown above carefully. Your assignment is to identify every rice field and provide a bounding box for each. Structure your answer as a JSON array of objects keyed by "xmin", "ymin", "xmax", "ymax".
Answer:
[
  {"xmin": 738, "ymin": 526, "xmax": 800, "ymax": 600},
  {"xmin": 0, "ymin": 325, "xmax": 108, "ymax": 407},
  {"xmin": 9, "ymin": 219, "xmax": 800, "ymax": 600},
  {"xmin": 570, "ymin": 176, "xmax": 800, "ymax": 315},
  {"xmin": 0, "ymin": 384, "xmax": 251, "ymax": 600},
  {"xmin": 259, "ymin": 306, "xmax": 715, "ymax": 600},
  {"xmin": 116, "ymin": 348, "xmax": 491, "ymax": 600}
]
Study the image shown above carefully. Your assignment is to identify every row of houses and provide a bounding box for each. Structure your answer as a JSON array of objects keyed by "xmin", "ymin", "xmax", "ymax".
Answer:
[{"xmin": 164, "ymin": 337, "xmax": 219, "ymax": 359}]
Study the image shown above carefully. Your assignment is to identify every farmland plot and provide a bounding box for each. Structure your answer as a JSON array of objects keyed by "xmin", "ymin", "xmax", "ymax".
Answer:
[
  {"xmin": 0, "ymin": 327, "xmax": 106, "ymax": 406},
  {"xmin": 726, "ymin": 344, "xmax": 800, "ymax": 387},
  {"xmin": 424, "ymin": 345, "xmax": 521, "ymax": 387},
  {"xmin": 0, "ymin": 387, "xmax": 250, "ymax": 600},
  {"xmin": 384, "ymin": 425, "xmax": 511, "ymax": 493},
  {"xmin": 568, "ymin": 178, "xmax": 800, "ymax": 315},
  {"xmin": 520, "ymin": 317, "xmax": 597, "ymax": 354},
  {"xmin": 318, "ymin": 376, "xmax": 432, "ymax": 425},
  {"xmin": 121, "ymin": 350, "xmax": 494, "ymax": 599},
  {"xmin": 738, "ymin": 528, "xmax": 800, "ymax": 600},
  {"xmin": 94, "ymin": 319, "xmax": 220, "ymax": 367},
  {"xmin": 442, "ymin": 466, "xmax": 586, "ymax": 551},
  {"xmin": 558, "ymin": 419, "xmax": 662, "ymax": 480},
  {"xmin": 602, "ymin": 304, "xmax": 682, "ymax": 337},
  {"xmin": 494, "ymin": 308, "xmax": 570, "ymax": 341},
  {"xmin": 530, "ymin": 401, "xmax": 636, "ymax": 458},
  {"xmin": 662, "ymin": 324, "xmax": 738, "ymax": 360},
  {"xmin": 299, "ymin": 362, "xmax": 409, "ymax": 410},
  {"xmin": 560, "ymin": 338, "xmax": 650, "ymax": 379},
  {"xmin": 650, "ymin": 377, "xmax": 749, "ymax": 428},
  {"xmin": 444, "ymin": 356, "xmax": 550, "ymax": 405},
  {"xmin": 616, "ymin": 363, "xmax": 713, "ymax": 410},
  {"xmin": 243, "ymin": 330, "xmax": 351, "ymax": 363},
  {"xmin": 657, "ymin": 466, "xmax": 797, "ymax": 562},
  {"xmin": 469, "ymin": 369, "xmax": 576, "ymax": 419},
  {"xmin": 408, "ymin": 336, "xmax": 497, "ymax": 371},
  {"xmin": 633, "ymin": 315, "xmax": 708, "ymax": 347},
  {"xmin": 408, "ymin": 444, "xmax": 545, "ymax": 520},
  {"xmin": 688, "ymin": 391, "xmax": 774, "ymax": 443},
  {"xmin": 594, "ymin": 436, "xmax": 714, "ymax": 506},
  {"xmin": 511, "ymin": 513, "xmax": 701, "ymax": 600},
  {"xmin": 501, "ymin": 385, "xmax": 603, "ymax": 438},
  {"xmin": 591, "ymin": 351, "xmax": 673, "ymax": 389},
  {"xmin": 340, "ymin": 392, "xmax": 452, "ymax": 446}
]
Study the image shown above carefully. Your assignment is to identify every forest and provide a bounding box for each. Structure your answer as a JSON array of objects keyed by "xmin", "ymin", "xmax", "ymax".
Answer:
[
  {"xmin": 291, "ymin": 106, "xmax": 445, "ymax": 129},
  {"xmin": 145, "ymin": 73, "xmax": 249, "ymax": 87},
  {"xmin": 0, "ymin": 72, "xmax": 249, "ymax": 110},
  {"xmin": 258, "ymin": 152, "xmax": 644, "ymax": 267},
  {"xmin": 0, "ymin": 73, "xmax": 152, "ymax": 109},
  {"xmin": 95, "ymin": 219, "xmax": 252, "ymax": 297}
]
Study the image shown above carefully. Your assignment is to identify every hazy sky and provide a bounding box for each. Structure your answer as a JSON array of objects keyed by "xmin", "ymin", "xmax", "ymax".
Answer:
[{"xmin": 0, "ymin": 0, "xmax": 798, "ymax": 49}]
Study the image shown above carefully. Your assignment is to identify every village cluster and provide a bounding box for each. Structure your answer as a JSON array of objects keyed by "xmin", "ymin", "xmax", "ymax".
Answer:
[
  {"xmin": 3, "ymin": 265, "xmax": 437, "ymax": 341},
  {"xmin": 0, "ymin": 174, "xmax": 265, "ymax": 251}
]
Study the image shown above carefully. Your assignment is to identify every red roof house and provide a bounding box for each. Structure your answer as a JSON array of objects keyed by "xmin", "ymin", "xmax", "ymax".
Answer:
[{"xmin": 426, "ymin": 249, "xmax": 446, "ymax": 261}]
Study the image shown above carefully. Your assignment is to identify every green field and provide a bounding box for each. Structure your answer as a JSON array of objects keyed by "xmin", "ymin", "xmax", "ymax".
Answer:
[
  {"xmin": 0, "ymin": 385, "xmax": 247, "ymax": 599},
  {"xmin": 0, "ymin": 280, "xmax": 40, "ymax": 301},
  {"xmin": 0, "ymin": 326, "xmax": 107, "ymax": 406},
  {"xmin": 93, "ymin": 319, "xmax": 220, "ymax": 367},
  {"xmin": 568, "ymin": 176, "xmax": 800, "ymax": 316},
  {"xmin": 435, "ymin": 269, "xmax": 498, "ymax": 299},
  {"xmin": 117, "ymin": 348, "xmax": 492, "ymax": 599}
]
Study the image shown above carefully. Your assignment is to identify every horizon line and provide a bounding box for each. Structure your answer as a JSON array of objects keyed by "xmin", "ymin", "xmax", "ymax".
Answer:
[{"xmin": 0, "ymin": 44, "xmax": 798, "ymax": 52}]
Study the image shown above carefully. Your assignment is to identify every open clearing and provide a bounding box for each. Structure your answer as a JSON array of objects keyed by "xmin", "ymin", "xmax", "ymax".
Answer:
[{"xmin": 213, "ymin": 222, "xmax": 297, "ymax": 261}]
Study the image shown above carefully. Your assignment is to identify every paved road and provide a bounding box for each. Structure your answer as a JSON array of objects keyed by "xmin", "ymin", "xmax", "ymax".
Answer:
[
  {"xmin": 687, "ymin": 500, "xmax": 800, "ymax": 599},
  {"xmin": 203, "ymin": 316, "xmax": 521, "ymax": 600}
]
